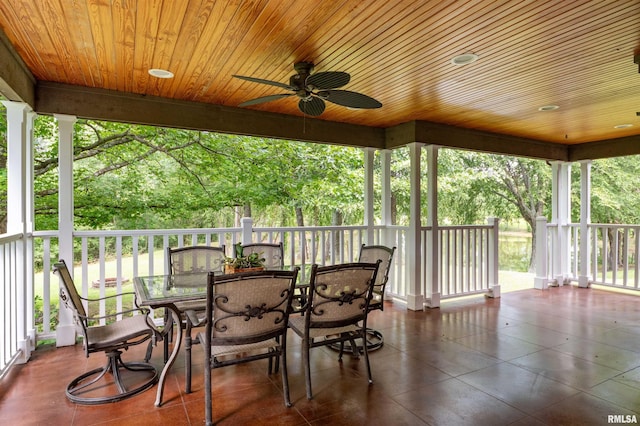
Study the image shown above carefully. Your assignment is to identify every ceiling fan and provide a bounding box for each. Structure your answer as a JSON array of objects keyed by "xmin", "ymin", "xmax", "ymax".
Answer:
[{"xmin": 233, "ymin": 62, "xmax": 382, "ymax": 116}]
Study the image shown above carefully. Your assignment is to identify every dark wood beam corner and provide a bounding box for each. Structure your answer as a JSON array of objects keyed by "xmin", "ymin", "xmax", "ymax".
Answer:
[
  {"xmin": 0, "ymin": 27, "xmax": 36, "ymax": 105},
  {"xmin": 569, "ymin": 135, "xmax": 640, "ymax": 161},
  {"xmin": 385, "ymin": 120, "xmax": 569, "ymax": 161}
]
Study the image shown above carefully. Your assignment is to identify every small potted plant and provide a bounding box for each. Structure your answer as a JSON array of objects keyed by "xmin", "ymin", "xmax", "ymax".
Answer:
[{"xmin": 224, "ymin": 243, "xmax": 265, "ymax": 274}]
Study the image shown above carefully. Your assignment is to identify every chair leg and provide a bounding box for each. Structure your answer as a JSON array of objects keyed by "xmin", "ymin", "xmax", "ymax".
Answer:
[
  {"xmin": 362, "ymin": 330, "xmax": 373, "ymax": 384},
  {"xmin": 303, "ymin": 338, "xmax": 313, "ymax": 400},
  {"xmin": 185, "ymin": 318, "xmax": 193, "ymax": 394},
  {"xmin": 280, "ymin": 334, "xmax": 292, "ymax": 407},
  {"xmin": 204, "ymin": 351, "xmax": 212, "ymax": 426},
  {"xmin": 144, "ymin": 339, "xmax": 154, "ymax": 363}
]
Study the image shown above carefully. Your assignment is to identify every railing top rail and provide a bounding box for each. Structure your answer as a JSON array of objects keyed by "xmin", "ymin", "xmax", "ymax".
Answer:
[
  {"xmin": 71, "ymin": 227, "xmax": 240, "ymax": 237},
  {"xmin": 0, "ymin": 232, "xmax": 24, "ymax": 244},
  {"xmin": 420, "ymin": 224, "xmax": 494, "ymax": 231},
  {"xmin": 253, "ymin": 225, "xmax": 367, "ymax": 232},
  {"xmin": 587, "ymin": 223, "xmax": 640, "ymax": 230}
]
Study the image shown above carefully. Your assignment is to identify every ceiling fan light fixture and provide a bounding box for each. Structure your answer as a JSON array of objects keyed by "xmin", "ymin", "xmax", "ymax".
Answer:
[
  {"xmin": 451, "ymin": 53, "xmax": 478, "ymax": 65},
  {"xmin": 538, "ymin": 105, "xmax": 559, "ymax": 112},
  {"xmin": 148, "ymin": 68, "xmax": 174, "ymax": 79}
]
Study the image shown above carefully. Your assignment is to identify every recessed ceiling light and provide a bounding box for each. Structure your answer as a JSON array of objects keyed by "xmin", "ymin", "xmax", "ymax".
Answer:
[
  {"xmin": 538, "ymin": 105, "xmax": 559, "ymax": 111},
  {"xmin": 148, "ymin": 68, "xmax": 174, "ymax": 79},
  {"xmin": 451, "ymin": 53, "xmax": 479, "ymax": 65},
  {"xmin": 614, "ymin": 124, "xmax": 633, "ymax": 129}
]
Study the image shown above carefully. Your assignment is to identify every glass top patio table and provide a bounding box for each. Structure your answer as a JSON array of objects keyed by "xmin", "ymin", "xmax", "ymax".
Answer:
[
  {"xmin": 133, "ymin": 269, "xmax": 307, "ymax": 407},
  {"xmin": 135, "ymin": 269, "xmax": 307, "ymax": 308}
]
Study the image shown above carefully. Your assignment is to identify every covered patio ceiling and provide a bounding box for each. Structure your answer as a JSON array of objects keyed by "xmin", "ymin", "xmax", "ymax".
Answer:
[{"xmin": 1, "ymin": 0, "xmax": 640, "ymax": 161}]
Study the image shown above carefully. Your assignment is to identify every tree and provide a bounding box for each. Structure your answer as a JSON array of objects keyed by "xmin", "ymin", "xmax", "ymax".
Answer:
[{"xmin": 439, "ymin": 151, "xmax": 551, "ymax": 271}]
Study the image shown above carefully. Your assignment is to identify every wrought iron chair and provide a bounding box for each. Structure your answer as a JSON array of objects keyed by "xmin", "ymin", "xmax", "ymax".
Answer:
[
  {"xmin": 53, "ymin": 259, "xmax": 158, "ymax": 404},
  {"xmin": 198, "ymin": 269, "xmax": 299, "ymax": 426},
  {"xmin": 288, "ymin": 261, "xmax": 380, "ymax": 400},
  {"xmin": 166, "ymin": 245, "xmax": 226, "ymax": 393},
  {"xmin": 239, "ymin": 242, "xmax": 284, "ymax": 269},
  {"xmin": 356, "ymin": 244, "xmax": 396, "ymax": 350},
  {"xmin": 359, "ymin": 244, "xmax": 396, "ymax": 313}
]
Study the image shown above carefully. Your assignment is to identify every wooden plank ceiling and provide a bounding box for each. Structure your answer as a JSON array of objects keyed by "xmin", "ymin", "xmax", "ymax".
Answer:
[{"xmin": 0, "ymin": 0, "xmax": 640, "ymax": 146}]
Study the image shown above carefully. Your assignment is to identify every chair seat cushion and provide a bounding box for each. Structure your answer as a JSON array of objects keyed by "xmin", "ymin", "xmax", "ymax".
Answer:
[
  {"xmin": 86, "ymin": 314, "xmax": 153, "ymax": 350},
  {"xmin": 196, "ymin": 331, "xmax": 280, "ymax": 358},
  {"xmin": 288, "ymin": 316, "xmax": 359, "ymax": 339}
]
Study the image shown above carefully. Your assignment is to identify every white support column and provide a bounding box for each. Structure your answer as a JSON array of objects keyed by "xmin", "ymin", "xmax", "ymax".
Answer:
[
  {"xmin": 363, "ymin": 148, "xmax": 375, "ymax": 244},
  {"xmin": 25, "ymin": 110, "xmax": 37, "ymax": 353},
  {"xmin": 240, "ymin": 217, "xmax": 253, "ymax": 244},
  {"xmin": 380, "ymin": 149, "xmax": 392, "ymax": 244},
  {"xmin": 55, "ymin": 114, "xmax": 78, "ymax": 347},
  {"xmin": 425, "ymin": 145, "xmax": 440, "ymax": 308},
  {"xmin": 2, "ymin": 100, "xmax": 34, "ymax": 362},
  {"xmin": 406, "ymin": 142, "xmax": 425, "ymax": 311},
  {"xmin": 380, "ymin": 149, "xmax": 394, "ymax": 300},
  {"xmin": 551, "ymin": 161, "xmax": 571, "ymax": 286},
  {"xmin": 534, "ymin": 216, "xmax": 550, "ymax": 289},
  {"xmin": 3, "ymin": 101, "xmax": 27, "ymax": 234},
  {"xmin": 578, "ymin": 160, "xmax": 592, "ymax": 288},
  {"xmin": 486, "ymin": 217, "xmax": 500, "ymax": 298}
]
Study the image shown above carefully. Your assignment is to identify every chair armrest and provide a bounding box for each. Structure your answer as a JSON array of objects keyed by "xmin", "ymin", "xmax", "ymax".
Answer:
[
  {"xmin": 80, "ymin": 307, "xmax": 150, "ymax": 322},
  {"xmin": 79, "ymin": 291, "xmax": 137, "ymax": 303}
]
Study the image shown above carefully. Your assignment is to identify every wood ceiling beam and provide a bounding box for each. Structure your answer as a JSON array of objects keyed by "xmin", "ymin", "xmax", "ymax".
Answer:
[
  {"xmin": 0, "ymin": 28, "xmax": 35, "ymax": 105},
  {"xmin": 29, "ymin": 81, "xmax": 640, "ymax": 162},
  {"xmin": 569, "ymin": 135, "xmax": 640, "ymax": 161},
  {"xmin": 35, "ymin": 82, "xmax": 386, "ymax": 149},
  {"xmin": 386, "ymin": 121, "xmax": 569, "ymax": 161}
]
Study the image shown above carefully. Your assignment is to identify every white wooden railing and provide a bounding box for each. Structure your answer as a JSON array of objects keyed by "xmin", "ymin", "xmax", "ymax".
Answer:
[
  {"xmin": 0, "ymin": 232, "xmax": 34, "ymax": 379},
  {"xmin": 538, "ymin": 218, "xmax": 640, "ymax": 291},
  {"xmin": 29, "ymin": 220, "xmax": 498, "ymax": 343}
]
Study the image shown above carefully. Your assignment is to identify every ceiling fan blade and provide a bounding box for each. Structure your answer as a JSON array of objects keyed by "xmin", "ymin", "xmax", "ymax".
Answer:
[
  {"xmin": 233, "ymin": 75, "xmax": 295, "ymax": 91},
  {"xmin": 306, "ymin": 71, "xmax": 350, "ymax": 89},
  {"xmin": 298, "ymin": 97, "xmax": 325, "ymax": 116},
  {"xmin": 238, "ymin": 93, "xmax": 294, "ymax": 107},
  {"xmin": 318, "ymin": 90, "xmax": 382, "ymax": 109}
]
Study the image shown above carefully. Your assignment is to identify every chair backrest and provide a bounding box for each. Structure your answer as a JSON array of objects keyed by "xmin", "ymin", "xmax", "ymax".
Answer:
[
  {"xmin": 168, "ymin": 245, "xmax": 226, "ymax": 275},
  {"xmin": 53, "ymin": 259, "xmax": 89, "ymax": 339},
  {"xmin": 358, "ymin": 244, "xmax": 395, "ymax": 296},
  {"xmin": 304, "ymin": 261, "xmax": 380, "ymax": 328},
  {"xmin": 240, "ymin": 242, "xmax": 284, "ymax": 269},
  {"xmin": 205, "ymin": 269, "xmax": 299, "ymax": 344}
]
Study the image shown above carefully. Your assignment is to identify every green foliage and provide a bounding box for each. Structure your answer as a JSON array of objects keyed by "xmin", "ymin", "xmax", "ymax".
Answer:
[
  {"xmin": 587, "ymin": 157, "xmax": 640, "ymax": 224},
  {"xmin": 224, "ymin": 243, "xmax": 266, "ymax": 269},
  {"xmin": 4, "ymin": 109, "xmax": 640, "ymax": 272}
]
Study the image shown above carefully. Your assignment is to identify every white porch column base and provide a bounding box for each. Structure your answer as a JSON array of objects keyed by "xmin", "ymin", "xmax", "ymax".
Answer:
[
  {"xmin": 425, "ymin": 292, "xmax": 440, "ymax": 309},
  {"xmin": 16, "ymin": 338, "xmax": 31, "ymax": 364},
  {"xmin": 554, "ymin": 274, "xmax": 566, "ymax": 286},
  {"xmin": 406, "ymin": 294, "xmax": 425, "ymax": 311},
  {"xmin": 487, "ymin": 285, "xmax": 500, "ymax": 298},
  {"xmin": 534, "ymin": 277, "xmax": 549, "ymax": 290},
  {"xmin": 578, "ymin": 275, "xmax": 591, "ymax": 288},
  {"xmin": 56, "ymin": 324, "xmax": 77, "ymax": 347}
]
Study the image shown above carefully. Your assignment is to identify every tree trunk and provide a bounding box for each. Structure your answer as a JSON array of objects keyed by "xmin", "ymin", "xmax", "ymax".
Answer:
[
  {"xmin": 295, "ymin": 206, "xmax": 306, "ymax": 262},
  {"xmin": 391, "ymin": 192, "xmax": 397, "ymax": 225},
  {"xmin": 332, "ymin": 209, "xmax": 343, "ymax": 260},
  {"xmin": 295, "ymin": 207, "xmax": 304, "ymax": 226}
]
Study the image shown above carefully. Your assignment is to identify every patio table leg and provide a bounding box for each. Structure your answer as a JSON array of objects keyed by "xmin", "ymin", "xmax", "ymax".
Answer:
[{"xmin": 155, "ymin": 308, "xmax": 182, "ymax": 407}]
